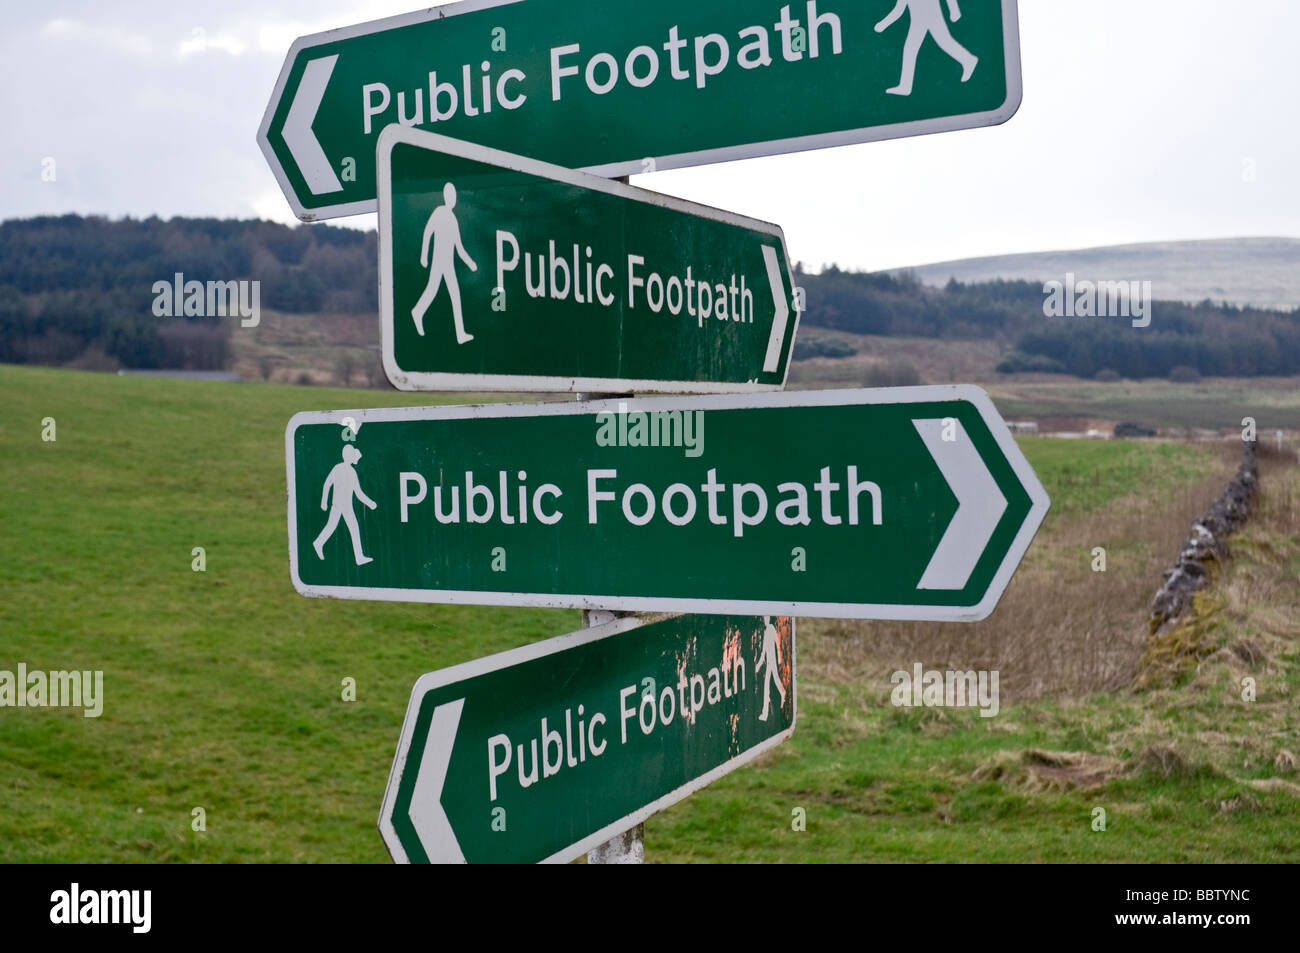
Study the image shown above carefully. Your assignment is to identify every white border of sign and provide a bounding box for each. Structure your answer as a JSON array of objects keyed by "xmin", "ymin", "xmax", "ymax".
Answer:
[
  {"xmin": 285, "ymin": 385, "xmax": 1051, "ymax": 621},
  {"xmin": 377, "ymin": 125, "xmax": 799, "ymax": 395},
  {"xmin": 257, "ymin": 0, "xmax": 1024, "ymax": 222},
  {"xmin": 377, "ymin": 612, "xmax": 798, "ymax": 863}
]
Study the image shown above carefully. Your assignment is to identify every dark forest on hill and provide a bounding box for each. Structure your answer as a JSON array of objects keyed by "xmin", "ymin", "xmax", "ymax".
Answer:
[
  {"xmin": 797, "ymin": 265, "xmax": 1300, "ymax": 379},
  {"xmin": 2, "ymin": 214, "xmax": 1298, "ymax": 379}
]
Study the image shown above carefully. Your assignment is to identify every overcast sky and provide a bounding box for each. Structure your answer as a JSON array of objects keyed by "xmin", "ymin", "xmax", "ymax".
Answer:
[{"xmin": 4, "ymin": 0, "xmax": 1298, "ymax": 272}]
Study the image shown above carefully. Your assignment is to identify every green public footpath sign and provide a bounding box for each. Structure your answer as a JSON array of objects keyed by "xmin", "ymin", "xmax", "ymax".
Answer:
[
  {"xmin": 286, "ymin": 386, "xmax": 1049, "ymax": 620},
  {"xmin": 378, "ymin": 613, "xmax": 795, "ymax": 863},
  {"xmin": 378, "ymin": 127, "xmax": 798, "ymax": 393},
  {"xmin": 258, "ymin": 0, "xmax": 1022, "ymax": 220}
]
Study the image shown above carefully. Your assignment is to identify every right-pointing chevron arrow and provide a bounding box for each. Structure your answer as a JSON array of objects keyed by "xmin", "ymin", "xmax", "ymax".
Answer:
[
  {"xmin": 913, "ymin": 417, "xmax": 1009, "ymax": 591},
  {"xmin": 761, "ymin": 245, "xmax": 791, "ymax": 374}
]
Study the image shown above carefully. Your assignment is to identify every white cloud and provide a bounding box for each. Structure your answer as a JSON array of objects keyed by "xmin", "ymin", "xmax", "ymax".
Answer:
[{"xmin": 177, "ymin": 27, "xmax": 247, "ymax": 59}]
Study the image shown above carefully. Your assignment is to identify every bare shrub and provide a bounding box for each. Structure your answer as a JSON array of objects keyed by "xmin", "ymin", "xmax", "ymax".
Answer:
[
  {"xmin": 157, "ymin": 320, "xmax": 229, "ymax": 370},
  {"xmin": 863, "ymin": 360, "xmax": 921, "ymax": 388}
]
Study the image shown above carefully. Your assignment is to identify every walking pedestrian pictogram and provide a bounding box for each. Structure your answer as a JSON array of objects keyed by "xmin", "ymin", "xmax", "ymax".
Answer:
[
  {"xmin": 755, "ymin": 616, "xmax": 788, "ymax": 722},
  {"xmin": 411, "ymin": 182, "xmax": 478, "ymax": 344},
  {"xmin": 876, "ymin": 0, "xmax": 979, "ymax": 96},
  {"xmin": 313, "ymin": 445, "xmax": 378, "ymax": 566}
]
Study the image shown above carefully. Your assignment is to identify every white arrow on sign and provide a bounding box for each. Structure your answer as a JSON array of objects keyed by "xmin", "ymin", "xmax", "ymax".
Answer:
[
  {"xmin": 408, "ymin": 697, "xmax": 466, "ymax": 864},
  {"xmin": 283, "ymin": 55, "xmax": 342, "ymax": 196},
  {"xmin": 761, "ymin": 245, "xmax": 791, "ymax": 374},
  {"xmin": 912, "ymin": 418, "xmax": 1009, "ymax": 591}
]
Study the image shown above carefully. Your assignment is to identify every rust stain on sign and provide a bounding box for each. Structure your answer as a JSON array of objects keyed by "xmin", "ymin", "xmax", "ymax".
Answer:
[
  {"xmin": 723, "ymin": 625, "xmax": 744, "ymax": 751},
  {"xmin": 774, "ymin": 616, "xmax": 794, "ymax": 722},
  {"xmin": 675, "ymin": 634, "xmax": 699, "ymax": 725}
]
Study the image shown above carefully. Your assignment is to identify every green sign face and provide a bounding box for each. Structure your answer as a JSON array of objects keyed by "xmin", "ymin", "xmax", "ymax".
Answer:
[
  {"xmin": 378, "ymin": 127, "xmax": 798, "ymax": 393},
  {"xmin": 378, "ymin": 613, "xmax": 795, "ymax": 863},
  {"xmin": 258, "ymin": 0, "xmax": 1022, "ymax": 220},
  {"xmin": 286, "ymin": 386, "xmax": 1049, "ymax": 620}
]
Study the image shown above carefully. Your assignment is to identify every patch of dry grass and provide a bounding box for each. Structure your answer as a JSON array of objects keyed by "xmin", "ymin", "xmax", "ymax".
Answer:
[
  {"xmin": 802, "ymin": 443, "xmax": 1241, "ymax": 705},
  {"xmin": 971, "ymin": 748, "xmax": 1123, "ymax": 792},
  {"xmin": 1035, "ymin": 451, "xmax": 1300, "ymax": 785}
]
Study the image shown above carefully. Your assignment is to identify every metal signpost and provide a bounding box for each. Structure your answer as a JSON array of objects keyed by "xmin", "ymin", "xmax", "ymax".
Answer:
[
  {"xmin": 379, "ymin": 613, "xmax": 795, "ymax": 863},
  {"xmin": 259, "ymin": 0, "xmax": 1023, "ymax": 220},
  {"xmin": 264, "ymin": 0, "xmax": 1036, "ymax": 864},
  {"xmin": 377, "ymin": 126, "xmax": 799, "ymax": 393},
  {"xmin": 285, "ymin": 386, "xmax": 1049, "ymax": 622}
]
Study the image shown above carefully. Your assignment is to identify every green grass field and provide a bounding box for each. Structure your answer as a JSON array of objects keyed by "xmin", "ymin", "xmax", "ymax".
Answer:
[
  {"xmin": 985, "ymin": 377, "xmax": 1300, "ymax": 432},
  {"xmin": 785, "ymin": 330, "xmax": 1300, "ymax": 433},
  {"xmin": 2, "ymin": 364, "xmax": 1296, "ymax": 862}
]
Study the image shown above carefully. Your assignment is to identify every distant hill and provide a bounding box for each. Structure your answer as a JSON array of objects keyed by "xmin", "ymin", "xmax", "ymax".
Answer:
[
  {"xmin": 795, "ymin": 264, "xmax": 1300, "ymax": 381},
  {"xmin": 4, "ymin": 215, "xmax": 1299, "ymax": 386},
  {"xmin": 901, "ymin": 238, "xmax": 1300, "ymax": 311},
  {"xmin": 0, "ymin": 214, "xmax": 376, "ymax": 374}
]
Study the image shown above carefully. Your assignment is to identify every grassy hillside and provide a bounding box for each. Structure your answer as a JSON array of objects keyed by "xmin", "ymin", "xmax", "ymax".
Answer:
[
  {"xmin": 1, "ymin": 365, "xmax": 1296, "ymax": 862},
  {"xmin": 656, "ymin": 447, "xmax": 1300, "ymax": 862},
  {"xmin": 987, "ymin": 378, "xmax": 1300, "ymax": 433},
  {"xmin": 788, "ymin": 327, "xmax": 1300, "ymax": 432},
  {"xmin": 0, "ymin": 365, "xmax": 576, "ymax": 862}
]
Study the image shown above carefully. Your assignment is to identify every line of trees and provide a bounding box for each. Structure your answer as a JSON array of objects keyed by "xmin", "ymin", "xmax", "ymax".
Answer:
[
  {"xmin": 0, "ymin": 214, "xmax": 377, "ymax": 370},
  {"xmin": 2, "ymin": 214, "xmax": 1298, "ymax": 380},
  {"xmin": 797, "ymin": 265, "xmax": 1300, "ymax": 379}
]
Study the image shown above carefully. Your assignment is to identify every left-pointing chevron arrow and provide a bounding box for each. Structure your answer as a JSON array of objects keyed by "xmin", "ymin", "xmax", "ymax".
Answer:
[
  {"xmin": 377, "ymin": 613, "xmax": 796, "ymax": 864},
  {"xmin": 407, "ymin": 698, "xmax": 466, "ymax": 863},
  {"xmin": 281, "ymin": 56, "xmax": 342, "ymax": 197},
  {"xmin": 256, "ymin": 1, "xmax": 1022, "ymax": 222}
]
